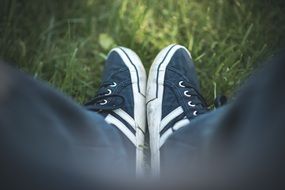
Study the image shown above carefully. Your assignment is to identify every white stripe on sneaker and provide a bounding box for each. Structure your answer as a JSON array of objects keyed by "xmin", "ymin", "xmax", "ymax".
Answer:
[
  {"xmin": 173, "ymin": 118, "xmax": 190, "ymax": 131},
  {"xmin": 159, "ymin": 119, "xmax": 190, "ymax": 148},
  {"xmin": 159, "ymin": 128, "xmax": 173, "ymax": 148},
  {"xmin": 114, "ymin": 108, "xmax": 136, "ymax": 130},
  {"xmin": 160, "ymin": 106, "xmax": 184, "ymax": 132},
  {"xmin": 105, "ymin": 114, "xmax": 136, "ymax": 146}
]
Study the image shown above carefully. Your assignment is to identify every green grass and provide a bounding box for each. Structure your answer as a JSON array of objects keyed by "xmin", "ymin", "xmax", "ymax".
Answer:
[{"xmin": 1, "ymin": 0, "xmax": 285, "ymax": 104}]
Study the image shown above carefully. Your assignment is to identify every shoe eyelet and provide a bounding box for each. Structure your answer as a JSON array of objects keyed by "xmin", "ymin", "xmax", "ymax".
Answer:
[
  {"xmin": 184, "ymin": 90, "xmax": 191, "ymax": 97},
  {"xmin": 110, "ymin": 82, "xmax": 117, "ymax": 87},
  {"xmin": 100, "ymin": 99, "xmax": 108, "ymax": 105},
  {"xmin": 179, "ymin": 81, "xmax": 185, "ymax": 88},
  {"xmin": 193, "ymin": 110, "xmax": 198, "ymax": 116},
  {"xmin": 188, "ymin": 101, "xmax": 196, "ymax": 107},
  {"xmin": 105, "ymin": 89, "xmax": 112, "ymax": 95}
]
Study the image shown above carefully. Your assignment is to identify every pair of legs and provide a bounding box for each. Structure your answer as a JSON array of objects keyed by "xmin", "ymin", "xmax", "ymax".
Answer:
[{"xmin": 0, "ymin": 45, "xmax": 284, "ymax": 188}]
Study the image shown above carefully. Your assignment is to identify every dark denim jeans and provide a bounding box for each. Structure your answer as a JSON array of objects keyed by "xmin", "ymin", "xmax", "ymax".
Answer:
[{"xmin": 0, "ymin": 53, "xmax": 284, "ymax": 189}]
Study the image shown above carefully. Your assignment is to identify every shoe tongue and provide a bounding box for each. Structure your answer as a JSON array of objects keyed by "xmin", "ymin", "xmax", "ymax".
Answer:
[
  {"xmin": 101, "ymin": 52, "xmax": 128, "ymax": 82},
  {"xmin": 172, "ymin": 117, "xmax": 191, "ymax": 131},
  {"xmin": 168, "ymin": 48, "xmax": 201, "ymax": 91},
  {"xmin": 162, "ymin": 86, "xmax": 181, "ymax": 118}
]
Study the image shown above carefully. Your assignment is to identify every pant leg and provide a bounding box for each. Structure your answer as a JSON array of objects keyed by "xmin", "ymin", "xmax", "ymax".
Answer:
[
  {"xmin": 160, "ymin": 53, "xmax": 285, "ymax": 188},
  {"xmin": 0, "ymin": 62, "xmax": 135, "ymax": 189}
]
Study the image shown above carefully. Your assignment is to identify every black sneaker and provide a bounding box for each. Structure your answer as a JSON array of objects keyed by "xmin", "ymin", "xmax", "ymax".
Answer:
[
  {"xmin": 85, "ymin": 47, "xmax": 146, "ymax": 175},
  {"xmin": 146, "ymin": 44, "xmax": 208, "ymax": 175}
]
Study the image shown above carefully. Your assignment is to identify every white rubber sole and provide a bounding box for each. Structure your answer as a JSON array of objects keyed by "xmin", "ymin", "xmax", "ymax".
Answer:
[
  {"xmin": 146, "ymin": 44, "xmax": 192, "ymax": 176},
  {"xmin": 108, "ymin": 47, "xmax": 147, "ymax": 177}
]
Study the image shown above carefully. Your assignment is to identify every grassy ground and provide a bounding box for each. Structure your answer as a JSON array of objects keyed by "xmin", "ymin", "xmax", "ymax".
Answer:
[{"xmin": 1, "ymin": 0, "xmax": 285, "ymax": 104}]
